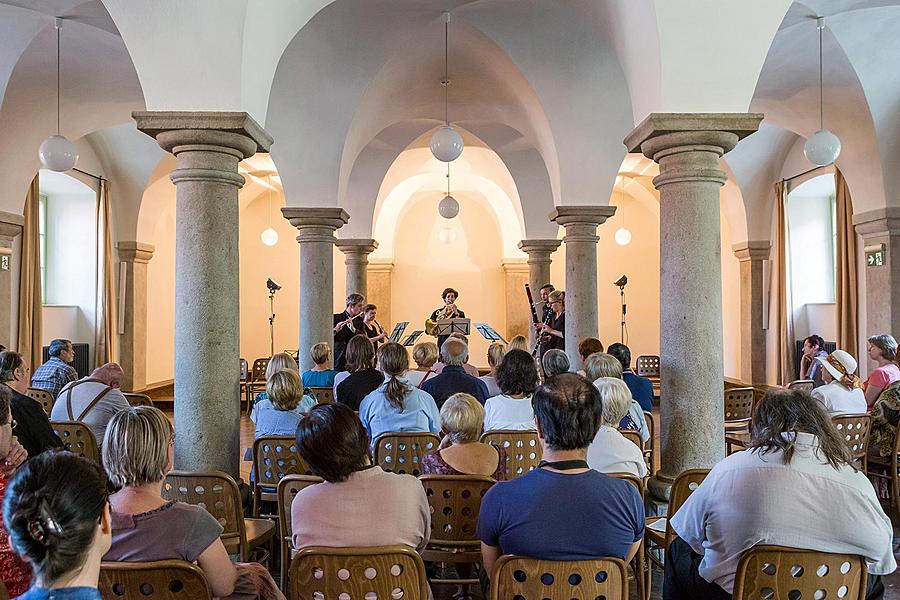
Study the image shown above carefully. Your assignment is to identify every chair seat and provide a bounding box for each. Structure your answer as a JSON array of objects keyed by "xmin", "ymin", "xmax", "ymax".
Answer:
[
  {"xmin": 421, "ymin": 546, "xmax": 481, "ymax": 564},
  {"xmin": 245, "ymin": 518, "xmax": 276, "ymax": 549},
  {"xmin": 645, "ymin": 517, "xmax": 666, "ymax": 548}
]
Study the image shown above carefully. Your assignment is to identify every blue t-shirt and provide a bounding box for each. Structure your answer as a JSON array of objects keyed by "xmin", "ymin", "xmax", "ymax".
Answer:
[
  {"xmin": 17, "ymin": 588, "xmax": 101, "ymax": 600},
  {"xmin": 302, "ymin": 369, "xmax": 337, "ymax": 388},
  {"xmin": 358, "ymin": 380, "xmax": 440, "ymax": 447},
  {"xmin": 623, "ymin": 371, "xmax": 654, "ymax": 412},
  {"xmin": 477, "ymin": 467, "xmax": 644, "ymax": 561}
]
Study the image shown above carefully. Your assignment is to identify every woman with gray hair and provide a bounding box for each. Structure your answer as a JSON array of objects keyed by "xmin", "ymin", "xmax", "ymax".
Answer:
[
  {"xmin": 541, "ymin": 349, "xmax": 570, "ymax": 378},
  {"xmin": 586, "ymin": 377, "xmax": 647, "ymax": 477},
  {"xmin": 584, "ymin": 352, "xmax": 650, "ymax": 443},
  {"xmin": 422, "ymin": 393, "xmax": 507, "ymax": 480},
  {"xmin": 864, "ymin": 334, "xmax": 900, "ymax": 407}
]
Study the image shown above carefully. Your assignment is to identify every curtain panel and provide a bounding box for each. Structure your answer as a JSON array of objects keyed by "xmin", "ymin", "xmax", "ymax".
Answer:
[
  {"xmin": 95, "ymin": 179, "xmax": 116, "ymax": 366},
  {"xmin": 17, "ymin": 175, "xmax": 42, "ymax": 369},
  {"xmin": 834, "ymin": 168, "xmax": 858, "ymax": 356},
  {"xmin": 773, "ymin": 179, "xmax": 795, "ymax": 384}
]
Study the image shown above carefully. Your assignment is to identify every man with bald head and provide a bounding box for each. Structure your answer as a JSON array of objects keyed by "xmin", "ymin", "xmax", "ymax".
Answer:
[
  {"xmin": 50, "ymin": 362, "xmax": 131, "ymax": 446},
  {"xmin": 422, "ymin": 337, "xmax": 489, "ymax": 408}
]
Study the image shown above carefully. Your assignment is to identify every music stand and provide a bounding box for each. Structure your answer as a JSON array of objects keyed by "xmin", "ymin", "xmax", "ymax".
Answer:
[
  {"xmin": 388, "ymin": 322, "xmax": 408, "ymax": 343},
  {"xmin": 402, "ymin": 330, "xmax": 425, "ymax": 346},
  {"xmin": 433, "ymin": 318, "xmax": 470, "ymax": 337},
  {"xmin": 475, "ymin": 323, "xmax": 508, "ymax": 344}
]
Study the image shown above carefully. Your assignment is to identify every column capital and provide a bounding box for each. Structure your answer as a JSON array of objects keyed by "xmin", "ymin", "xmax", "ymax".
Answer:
[
  {"xmin": 501, "ymin": 259, "xmax": 529, "ymax": 274},
  {"xmin": 117, "ymin": 241, "xmax": 155, "ymax": 264},
  {"xmin": 0, "ymin": 211, "xmax": 24, "ymax": 245},
  {"xmin": 550, "ymin": 206, "xmax": 617, "ymax": 243},
  {"xmin": 133, "ymin": 111, "xmax": 272, "ymax": 155},
  {"xmin": 853, "ymin": 207, "xmax": 900, "ymax": 238},
  {"xmin": 282, "ymin": 207, "xmax": 349, "ymax": 243},
  {"xmin": 335, "ymin": 238, "xmax": 379, "ymax": 256},
  {"xmin": 517, "ymin": 239, "xmax": 562, "ymax": 259},
  {"xmin": 732, "ymin": 241, "xmax": 771, "ymax": 262},
  {"xmin": 624, "ymin": 113, "xmax": 764, "ymax": 158},
  {"xmin": 368, "ymin": 259, "xmax": 394, "ymax": 274}
]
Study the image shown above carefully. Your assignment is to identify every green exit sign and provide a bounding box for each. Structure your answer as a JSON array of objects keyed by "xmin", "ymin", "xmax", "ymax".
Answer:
[{"xmin": 865, "ymin": 244, "xmax": 885, "ymax": 267}]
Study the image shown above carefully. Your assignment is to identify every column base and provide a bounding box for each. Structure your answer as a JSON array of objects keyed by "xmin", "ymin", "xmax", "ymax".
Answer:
[{"xmin": 648, "ymin": 470, "xmax": 676, "ymax": 503}]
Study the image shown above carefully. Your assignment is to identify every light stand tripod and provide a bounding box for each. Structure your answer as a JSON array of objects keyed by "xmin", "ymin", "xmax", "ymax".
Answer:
[
  {"xmin": 614, "ymin": 275, "xmax": 628, "ymax": 343},
  {"xmin": 266, "ymin": 278, "xmax": 282, "ymax": 356}
]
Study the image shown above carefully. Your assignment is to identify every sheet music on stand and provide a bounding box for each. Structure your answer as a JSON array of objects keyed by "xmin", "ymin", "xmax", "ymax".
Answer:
[
  {"xmin": 475, "ymin": 323, "xmax": 508, "ymax": 344},
  {"xmin": 388, "ymin": 322, "xmax": 409, "ymax": 343},
  {"xmin": 401, "ymin": 330, "xmax": 425, "ymax": 346}
]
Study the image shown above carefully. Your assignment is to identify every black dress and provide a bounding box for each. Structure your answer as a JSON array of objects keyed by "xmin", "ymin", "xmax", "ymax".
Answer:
[
  {"xmin": 539, "ymin": 312, "xmax": 566, "ymax": 356},
  {"xmin": 363, "ymin": 322, "xmax": 383, "ymax": 350},
  {"xmin": 336, "ymin": 368, "xmax": 385, "ymax": 411},
  {"xmin": 430, "ymin": 307, "xmax": 466, "ymax": 351},
  {"xmin": 333, "ymin": 311, "xmax": 365, "ymax": 371},
  {"xmin": 7, "ymin": 384, "xmax": 63, "ymax": 458}
]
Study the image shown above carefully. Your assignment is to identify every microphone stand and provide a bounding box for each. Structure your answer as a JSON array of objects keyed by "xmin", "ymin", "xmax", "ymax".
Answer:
[
  {"xmin": 617, "ymin": 283, "xmax": 627, "ymax": 343},
  {"xmin": 268, "ymin": 289, "xmax": 276, "ymax": 357}
]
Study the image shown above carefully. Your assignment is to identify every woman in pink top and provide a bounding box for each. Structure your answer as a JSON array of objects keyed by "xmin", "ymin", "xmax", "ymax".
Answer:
[{"xmin": 865, "ymin": 335, "xmax": 900, "ymax": 408}]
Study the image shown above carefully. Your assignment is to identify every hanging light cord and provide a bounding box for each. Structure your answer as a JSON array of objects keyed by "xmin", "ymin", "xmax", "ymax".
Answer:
[
  {"xmin": 443, "ymin": 12, "xmax": 449, "ymax": 125},
  {"xmin": 56, "ymin": 19, "xmax": 61, "ymax": 136},
  {"xmin": 446, "ymin": 162, "xmax": 450, "ymax": 195},
  {"xmin": 818, "ymin": 17, "xmax": 824, "ymax": 130}
]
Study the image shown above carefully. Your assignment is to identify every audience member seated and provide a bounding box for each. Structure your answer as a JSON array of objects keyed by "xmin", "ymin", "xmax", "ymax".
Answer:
[
  {"xmin": 423, "ymin": 338, "xmax": 489, "ymax": 407},
  {"xmin": 0, "ymin": 385, "xmax": 31, "ymax": 596},
  {"xmin": 407, "ymin": 341, "xmax": 439, "ymax": 387},
  {"xmin": 0, "ymin": 351, "xmax": 62, "ymax": 457},
  {"xmin": 799, "ymin": 334, "xmax": 829, "ymax": 388},
  {"xmin": 301, "ymin": 343, "xmax": 338, "ymax": 388},
  {"xmin": 541, "ymin": 348, "xmax": 570, "ymax": 378},
  {"xmin": 251, "ymin": 353, "xmax": 313, "ymax": 421},
  {"xmin": 253, "ymin": 370, "xmax": 314, "ymax": 439},
  {"xmin": 576, "ymin": 337, "xmax": 604, "ymax": 376},
  {"xmin": 252, "ymin": 352, "xmax": 299, "ymax": 408},
  {"xmin": 665, "ymin": 389, "xmax": 895, "ymax": 600},
  {"xmin": 477, "ymin": 373, "xmax": 644, "ymax": 582},
  {"xmin": 584, "ymin": 352, "xmax": 649, "ymax": 443},
  {"xmin": 864, "ymin": 334, "xmax": 900, "ymax": 408},
  {"xmin": 292, "ymin": 403, "xmax": 430, "ymax": 551},
  {"xmin": 484, "ymin": 349, "xmax": 539, "ymax": 431},
  {"xmin": 102, "ymin": 406, "xmax": 284, "ymax": 600},
  {"xmin": 507, "ymin": 335, "xmax": 529, "ymax": 353},
  {"xmin": 479, "ymin": 343, "xmax": 507, "ymax": 397},
  {"xmin": 359, "ymin": 342, "xmax": 440, "ymax": 446},
  {"xmin": 423, "ymin": 393, "xmax": 507, "ymax": 480},
  {"xmin": 336, "ymin": 335, "xmax": 385, "ymax": 411},
  {"xmin": 433, "ymin": 333, "xmax": 480, "ymax": 377},
  {"xmin": 3, "ymin": 451, "xmax": 111, "ymax": 600},
  {"xmin": 50, "ymin": 362, "xmax": 130, "ymax": 447},
  {"xmin": 810, "ymin": 350, "xmax": 867, "ymax": 416},
  {"xmin": 586, "ymin": 378, "xmax": 647, "ymax": 478},
  {"xmin": 607, "ymin": 342, "xmax": 654, "ymax": 412},
  {"xmin": 30, "ymin": 338, "xmax": 78, "ymax": 399},
  {"xmin": 870, "ymin": 380, "xmax": 900, "ymax": 458}
]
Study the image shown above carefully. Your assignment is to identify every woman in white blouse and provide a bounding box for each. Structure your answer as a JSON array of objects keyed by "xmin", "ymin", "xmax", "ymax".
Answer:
[
  {"xmin": 586, "ymin": 377, "xmax": 648, "ymax": 478},
  {"xmin": 483, "ymin": 349, "xmax": 539, "ymax": 431}
]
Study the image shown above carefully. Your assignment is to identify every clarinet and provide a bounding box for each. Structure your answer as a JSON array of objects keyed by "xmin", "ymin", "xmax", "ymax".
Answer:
[{"xmin": 532, "ymin": 308, "xmax": 552, "ymax": 357}]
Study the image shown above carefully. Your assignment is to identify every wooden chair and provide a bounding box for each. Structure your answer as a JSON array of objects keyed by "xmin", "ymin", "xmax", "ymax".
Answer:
[
  {"xmin": 26, "ymin": 387, "xmax": 54, "ymax": 416},
  {"xmin": 372, "ymin": 432, "xmax": 440, "ymax": 476},
  {"xmin": 419, "ymin": 474, "xmax": 495, "ymax": 587},
  {"xmin": 645, "ymin": 468, "xmax": 710, "ymax": 576},
  {"xmin": 51, "ymin": 420, "xmax": 100, "ymax": 462},
  {"xmin": 99, "ymin": 560, "xmax": 212, "ymax": 599},
  {"xmin": 490, "ymin": 555, "xmax": 628, "ymax": 600},
  {"xmin": 620, "ymin": 428, "xmax": 643, "ymax": 450},
  {"xmin": 480, "ymin": 429, "xmax": 542, "ymax": 479},
  {"xmin": 277, "ymin": 474, "xmax": 323, "ymax": 589},
  {"xmin": 123, "ymin": 392, "xmax": 153, "ymax": 407},
  {"xmin": 609, "ymin": 473, "xmax": 648, "ymax": 600},
  {"xmin": 162, "ymin": 470, "xmax": 275, "ymax": 563},
  {"xmin": 246, "ymin": 357, "xmax": 270, "ymax": 413},
  {"xmin": 867, "ymin": 424, "xmax": 900, "ymax": 521},
  {"xmin": 732, "ymin": 546, "xmax": 868, "ymax": 600},
  {"xmin": 787, "ymin": 379, "xmax": 815, "ymax": 392},
  {"xmin": 724, "ymin": 387, "xmax": 755, "ymax": 433},
  {"xmin": 307, "ymin": 386, "xmax": 333, "ymax": 404},
  {"xmin": 644, "ymin": 410, "xmax": 656, "ymax": 476},
  {"xmin": 239, "ymin": 357, "xmax": 249, "ymax": 407},
  {"xmin": 832, "ymin": 413, "xmax": 871, "ymax": 470},
  {"xmin": 635, "ymin": 355, "xmax": 660, "ymax": 378},
  {"xmin": 251, "ymin": 435, "xmax": 313, "ymax": 518},
  {"xmin": 288, "ymin": 545, "xmax": 430, "ymax": 600}
]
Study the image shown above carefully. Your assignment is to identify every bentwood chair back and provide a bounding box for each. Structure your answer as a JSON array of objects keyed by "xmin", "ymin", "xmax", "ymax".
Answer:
[
  {"xmin": 490, "ymin": 555, "xmax": 628, "ymax": 600},
  {"xmin": 619, "ymin": 428, "xmax": 644, "ymax": 451},
  {"xmin": 99, "ymin": 560, "xmax": 212, "ymax": 599},
  {"xmin": 51, "ymin": 420, "xmax": 100, "ymax": 462},
  {"xmin": 27, "ymin": 387, "xmax": 55, "ymax": 416},
  {"xmin": 307, "ymin": 386, "xmax": 334, "ymax": 404},
  {"xmin": 251, "ymin": 435, "xmax": 314, "ymax": 518},
  {"xmin": 724, "ymin": 387, "xmax": 755, "ymax": 430},
  {"xmin": 480, "ymin": 429, "xmax": 542, "ymax": 479},
  {"xmin": 608, "ymin": 473, "xmax": 647, "ymax": 600},
  {"xmin": 644, "ymin": 410, "xmax": 656, "ymax": 476},
  {"xmin": 832, "ymin": 413, "xmax": 871, "ymax": 470},
  {"xmin": 635, "ymin": 355, "xmax": 660, "ymax": 378},
  {"xmin": 732, "ymin": 546, "xmax": 867, "ymax": 600},
  {"xmin": 123, "ymin": 392, "xmax": 154, "ymax": 407},
  {"xmin": 372, "ymin": 432, "xmax": 440, "ymax": 476},
  {"xmin": 787, "ymin": 379, "xmax": 815, "ymax": 392},
  {"xmin": 645, "ymin": 468, "xmax": 710, "ymax": 577},
  {"xmin": 277, "ymin": 474, "xmax": 323, "ymax": 589},
  {"xmin": 288, "ymin": 545, "xmax": 430, "ymax": 600}
]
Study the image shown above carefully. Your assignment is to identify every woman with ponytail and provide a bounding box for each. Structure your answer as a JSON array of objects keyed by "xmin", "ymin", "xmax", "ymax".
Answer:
[
  {"xmin": 359, "ymin": 342, "xmax": 440, "ymax": 448},
  {"xmin": 2, "ymin": 451, "xmax": 111, "ymax": 599}
]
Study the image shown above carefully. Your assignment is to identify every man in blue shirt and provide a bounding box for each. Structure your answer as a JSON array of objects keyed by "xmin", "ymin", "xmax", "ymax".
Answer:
[
  {"xmin": 477, "ymin": 372, "xmax": 644, "ymax": 581},
  {"xmin": 31, "ymin": 339, "xmax": 78, "ymax": 398},
  {"xmin": 608, "ymin": 342, "xmax": 654, "ymax": 411},
  {"xmin": 421, "ymin": 338, "xmax": 488, "ymax": 407}
]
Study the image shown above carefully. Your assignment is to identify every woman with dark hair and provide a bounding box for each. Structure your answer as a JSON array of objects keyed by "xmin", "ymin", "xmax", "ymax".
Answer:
[
  {"xmin": 335, "ymin": 335, "xmax": 384, "ymax": 410},
  {"xmin": 799, "ymin": 334, "xmax": 828, "ymax": 387},
  {"xmin": 361, "ymin": 304, "xmax": 388, "ymax": 350},
  {"xmin": 483, "ymin": 349, "xmax": 539, "ymax": 431},
  {"xmin": 2, "ymin": 452, "xmax": 112, "ymax": 599},
  {"xmin": 0, "ymin": 351, "xmax": 62, "ymax": 457},
  {"xmin": 291, "ymin": 403, "xmax": 430, "ymax": 551},
  {"xmin": 358, "ymin": 342, "xmax": 439, "ymax": 447},
  {"xmin": 665, "ymin": 389, "xmax": 894, "ymax": 600}
]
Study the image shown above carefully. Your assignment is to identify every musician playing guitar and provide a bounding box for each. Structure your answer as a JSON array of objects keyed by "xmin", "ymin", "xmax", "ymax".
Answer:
[
  {"xmin": 333, "ymin": 293, "xmax": 366, "ymax": 371},
  {"xmin": 428, "ymin": 287, "xmax": 465, "ymax": 350}
]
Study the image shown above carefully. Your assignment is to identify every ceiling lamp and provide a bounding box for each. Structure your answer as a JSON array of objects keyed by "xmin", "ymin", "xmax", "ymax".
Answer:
[
  {"xmin": 803, "ymin": 17, "xmax": 841, "ymax": 166},
  {"xmin": 614, "ymin": 176, "xmax": 632, "ymax": 246},
  {"xmin": 260, "ymin": 174, "xmax": 279, "ymax": 246},
  {"xmin": 39, "ymin": 18, "xmax": 78, "ymax": 172},
  {"xmin": 430, "ymin": 12, "xmax": 463, "ymax": 163},
  {"xmin": 438, "ymin": 162, "xmax": 459, "ymax": 219}
]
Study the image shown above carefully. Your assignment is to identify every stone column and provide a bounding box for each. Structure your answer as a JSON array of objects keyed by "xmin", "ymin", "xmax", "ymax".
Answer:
[
  {"xmin": 733, "ymin": 241, "xmax": 770, "ymax": 385},
  {"xmin": 282, "ymin": 208, "xmax": 349, "ymax": 372},
  {"xmin": 855, "ymin": 208, "xmax": 900, "ymax": 367},
  {"xmin": 0, "ymin": 212, "xmax": 23, "ymax": 349},
  {"xmin": 134, "ymin": 111, "xmax": 272, "ymax": 480},
  {"xmin": 116, "ymin": 242, "xmax": 154, "ymax": 392},
  {"xmin": 517, "ymin": 239, "xmax": 561, "ymax": 348},
  {"xmin": 549, "ymin": 208, "xmax": 616, "ymax": 370},
  {"xmin": 625, "ymin": 113, "xmax": 762, "ymax": 501},
  {"xmin": 367, "ymin": 260, "xmax": 394, "ymax": 330},
  {"xmin": 335, "ymin": 238, "xmax": 378, "ymax": 299},
  {"xmin": 502, "ymin": 260, "xmax": 530, "ymax": 342}
]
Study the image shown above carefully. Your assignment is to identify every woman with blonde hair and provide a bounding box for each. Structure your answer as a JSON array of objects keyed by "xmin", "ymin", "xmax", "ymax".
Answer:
[
  {"xmin": 301, "ymin": 343, "xmax": 337, "ymax": 388},
  {"xmin": 479, "ymin": 343, "xmax": 507, "ymax": 397},
  {"xmin": 586, "ymin": 378, "xmax": 647, "ymax": 477},
  {"xmin": 251, "ymin": 352, "xmax": 313, "ymax": 423},
  {"xmin": 423, "ymin": 393, "xmax": 507, "ymax": 480},
  {"xmin": 359, "ymin": 342, "xmax": 439, "ymax": 448},
  {"xmin": 103, "ymin": 406, "xmax": 284, "ymax": 600},
  {"xmin": 253, "ymin": 370, "xmax": 315, "ymax": 439},
  {"xmin": 508, "ymin": 335, "xmax": 529, "ymax": 353},
  {"xmin": 585, "ymin": 352, "xmax": 650, "ymax": 443},
  {"xmin": 407, "ymin": 341, "xmax": 439, "ymax": 387}
]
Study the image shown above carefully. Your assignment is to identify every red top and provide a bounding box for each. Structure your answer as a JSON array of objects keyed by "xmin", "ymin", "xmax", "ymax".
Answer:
[{"xmin": 0, "ymin": 473, "xmax": 32, "ymax": 596}]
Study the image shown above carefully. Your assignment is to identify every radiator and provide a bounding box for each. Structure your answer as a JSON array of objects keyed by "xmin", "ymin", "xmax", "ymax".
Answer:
[{"xmin": 41, "ymin": 343, "xmax": 91, "ymax": 378}]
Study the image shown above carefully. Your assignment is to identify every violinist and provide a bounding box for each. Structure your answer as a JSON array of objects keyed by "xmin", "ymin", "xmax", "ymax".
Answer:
[{"xmin": 362, "ymin": 304, "xmax": 388, "ymax": 350}]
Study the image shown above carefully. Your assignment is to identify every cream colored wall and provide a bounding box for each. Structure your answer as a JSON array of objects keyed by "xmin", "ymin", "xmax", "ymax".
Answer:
[
  {"xmin": 145, "ymin": 177, "xmax": 176, "ymax": 385},
  {"xmin": 721, "ymin": 205, "xmax": 742, "ymax": 380}
]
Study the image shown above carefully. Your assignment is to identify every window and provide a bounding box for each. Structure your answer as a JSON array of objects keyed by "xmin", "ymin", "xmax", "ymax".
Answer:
[{"xmin": 39, "ymin": 193, "xmax": 47, "ymax": 298}]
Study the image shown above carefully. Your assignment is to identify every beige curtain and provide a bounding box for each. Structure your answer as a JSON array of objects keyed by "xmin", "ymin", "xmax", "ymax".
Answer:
[
  {"xmin": 17, "ymin": 175, "xmax": 42, "ymax": 369},
  {"xmin": 773, "ymin": 180, "xmax": 795, "ymax": 384},
  {"xmin": 95, "ymin": 179, "xmax": 116, "ymax": 366},
  {"xmin": 834, "ymin": 168, "xmax": 858, "ymax": 354}
]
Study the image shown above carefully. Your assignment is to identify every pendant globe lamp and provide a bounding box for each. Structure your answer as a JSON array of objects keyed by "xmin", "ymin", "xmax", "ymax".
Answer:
[
  {"xmin": 260, "ymin": 174, "xmax": 279, "ymax": 246},
  {"xmin": 438, "ymin": 162, "xmax": 459, "ymax": 219},
  {"xmin": 430, "ymin": 12, "xmax": 463, "ymax": 163},
  {"xmin": 804, "ymin": 17, "xmax": 841, "ymax": 166},
  {"xmin": 614, "ymin": 175, "xmax": 632, "ymax": 246},
  {"xmin": 39, "ymin": 18, "xmax": 78, "ymax": 172}
]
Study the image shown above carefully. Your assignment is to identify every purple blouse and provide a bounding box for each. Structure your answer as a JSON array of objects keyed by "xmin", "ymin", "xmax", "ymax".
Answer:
[{"xmin": 105, "ymin": 501, "xmax": 223, "ymax": 562}]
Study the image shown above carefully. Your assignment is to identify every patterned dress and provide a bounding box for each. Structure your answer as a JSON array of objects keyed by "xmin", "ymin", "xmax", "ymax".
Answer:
[
  {"xmin": 870, "ymin": 380, "xmax": 900, "ymax": 457},
  {"xmin": 422, "ymin": 445, "xmax": 508, "ymax": 481},
  {"xmin": 0, "ymin": 473, "xmax": 32, "ymax": 596}
]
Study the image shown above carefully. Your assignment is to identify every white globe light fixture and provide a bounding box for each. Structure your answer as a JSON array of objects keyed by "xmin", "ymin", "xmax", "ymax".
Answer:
[
  {"xmin": 430, "ymin": 12, "xmax": 464, "ymax": 163},
  {"xmin": 614, "ymin": 227, "xmax": 632, "ymax": 246},
  {"xmin": 261, "ymin": 227, "xmax": 279, "ymax": 246},
  {"xmin": 40, "ymin": 19, "xmax": 78, "ymax": 172},
  {"xmin": 438, "ymin": 194, "xmax": 459, "ymax": 220},
  {"xmin": 804, "ymin": 17, "xmax": 841, "ymax": 167},
  {"xmin": 438, "ymin": 227, "xmax": 457, "ymax": 244}
]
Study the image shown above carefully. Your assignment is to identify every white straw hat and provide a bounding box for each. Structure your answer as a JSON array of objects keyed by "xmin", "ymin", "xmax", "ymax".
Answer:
[{"xmin": 815, "ymin": 349, "xmax": 857, "ymax": 382}]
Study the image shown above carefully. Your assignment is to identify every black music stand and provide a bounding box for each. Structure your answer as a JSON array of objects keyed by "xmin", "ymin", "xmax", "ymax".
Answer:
[
  {"xmin": 402, "ymin": 330, "xmax": 425, "ymax": 346},
  {"xmin": 433, "ymin": 318, "xmax": 470, "ymax": 337},
  {"xmin": 389, "ymin": 322, "xmax": 409, "ymax": 343},
  {"xmin": 475, "ymin": 323, "xmax": 507, "ymax": 344}
]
